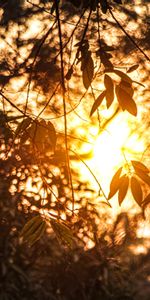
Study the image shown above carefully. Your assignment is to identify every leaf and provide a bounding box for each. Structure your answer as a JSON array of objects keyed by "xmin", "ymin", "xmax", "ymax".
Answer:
[
  {"xmin": 104, "ymin": 74, "xmax": 114, "ymax": 108},
  {"xmin": 130, "ymin": 176, "xmax": 143, "ymax": 206},
  {"xmin": 118, "ymin": 175, "xmax": 129, "ymax": 205},
  {"xmin": 106, "ymin": 69, "xmax": 132, "ymax": 84},
  {"xmin": 90, "ymin": 90, "xmax": 106, "ymax": 116},
  {"xmin": 15, "ymin": 117, "xmax": 31, "ymax": 136},
  {"xmin": 108, "ymin": 167, "xmax": 123, "ymax": 199},
  {"xmin": 120, "ymin": 80, "xmax": 134, "ymax": 97},
  {"xmin": 115, "ymin": 85, "xmax": 137, "ymax": 116},
  {"xmin": 100, "ymin": 0, "xmax": 108, "ymax": 14},
  {"xmin": 142, "ymin": 193, "xmax": 150, "ymax": 208},
  {"xmin": 28, "ymin": 222, "xmax": 46, "ymax": 246},
  {"xmin": 132, "ymin": 80, "xmax": 145, "ymax": 87},
  {"xmin": 135, "ymin": 169, "xmax": 150, "ymax": 187},
  {"xmin": 131, "ymin": 160, "xmax": 149, "ymax": 174},
  {"xmin": 27, "ymin": 120, "xmax": 56, "ymax": 151},
  {"xmin": 65, "ymin": 66, "xmax": 73, "ymax": 81},
  {"xmin": 113, "ymin": 0, "xmax": 122, "ymax": 3},
  {"xmin": 20, "ymin": 215, "xmax": 46, "ymax": 245},
  {"xmin": 50, "ymin": 219, "xmax": 75, "ymax": 248},
  {"xmin": 82, "ymin": 53, "xmax": 94, "ymax": 89},
  {"xmin": 127, "ymin": 64, "xmax": 139, "ymax": 73}
]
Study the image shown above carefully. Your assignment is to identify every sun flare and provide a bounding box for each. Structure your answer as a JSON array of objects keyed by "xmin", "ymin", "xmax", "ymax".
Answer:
[{"xmin": 77, "ymin": 112, "xmax": 145, "ymax": 212}]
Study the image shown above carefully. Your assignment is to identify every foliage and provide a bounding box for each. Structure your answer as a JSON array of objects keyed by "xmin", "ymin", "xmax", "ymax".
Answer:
[{"xmin": 0, "ymin": 0, "xmax": 149, "ymax": 267}]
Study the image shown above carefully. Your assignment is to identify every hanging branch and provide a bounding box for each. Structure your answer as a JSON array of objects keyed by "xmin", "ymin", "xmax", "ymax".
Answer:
[{"xmin": 55, "ymin": 0, "xmax": 75, "ymax": 214}]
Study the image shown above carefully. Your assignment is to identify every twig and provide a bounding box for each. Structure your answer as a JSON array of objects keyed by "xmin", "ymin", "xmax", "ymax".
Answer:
[{"xmin": 109, "ymin": 8, "xmax": 150, "ymax": 62}]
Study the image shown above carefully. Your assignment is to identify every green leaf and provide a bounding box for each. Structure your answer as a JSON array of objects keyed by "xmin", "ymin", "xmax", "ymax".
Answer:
[
  {"xmin": 50, "ymin": 219, "xmax": 75, "ymax": 248},
  {"xmin": 118, "ymin": 175, "xmax": 129, "ymax": 205},
  {"xmin": 127, "ymin": 64, "xmax": 139, "ymax": 73},
  {"xmin": 90, "ymin": 90, "xmax": 106, "ymax": 116},
  {"xmin": 115, "ymin": 84, "xmax": 137, "ymax": 116},
  {"xmin": 108, "ymin": 167, "xmax": 123, "ymax": 199},
  {"xmin": 104, "ymin": 74, "xmax": 114, "ymax": 108},
  {"xmin": 131, "ymin": 160, "xmax": 149, "ymax": 174},
  {"xmin": 130, "ymin": 176, "xmax": 143, "ymax": 206}
]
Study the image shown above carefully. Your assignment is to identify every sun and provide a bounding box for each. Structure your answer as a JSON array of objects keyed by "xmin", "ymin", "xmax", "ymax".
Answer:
[
  {"xmin": 92, "ymin": 113, "xmax": 145, "ymax": 188},
  {"xmin": 77, "ymin": 112, "xmax": 145, "ymax": 209}
]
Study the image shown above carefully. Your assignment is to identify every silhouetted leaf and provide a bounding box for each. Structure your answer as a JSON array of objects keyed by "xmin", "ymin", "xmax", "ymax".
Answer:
[
  {"xmin": 106, "ymin": 69, "xmax": 132, "ymax": 84},
  {"xmin": 118, "ymin": 175, "xmax": 129, "ymax": 205},
  {"xmin": 115, "ymin": 85, "xmax": 137, "ymax": 116},
  {"xmin": 65, "ymin": 66, "xmax": 73, "ymax": 80},
  {"xmin": 131, "ymin": 176, "xmax": 143, "ymax": 206},
  {"xmin": 120, "ymin": 80, "xmax": 134, "ymax": 97},
  {"xmin": 108, "ymin": 167, "xmax": 123, "ymax": 199},
  {"xmin": 100, "ymin": 0, "xmax": 108, "ymax": 14},
  {"xmin": 113, "ymin": 0, "xmax": 122, "ymax": 3},
  {"xmin": 90, "ymin": 90, "xmax": 106, "ymax": 116},
  {"xmin": 15, "ymin": 117, "xmax": 31, "ymax": 136},
  {"xmin": 127, "ymin": 64, "xmax": 139, "ymax": 73},
  {"xmin": 131, "ymin": 160, "xmax": 149, "ymax": 174},
  {"xmin": 27, "ymin": 120, "xmax": 56, "ymax": 151},
  {"xmin": 135, "ymin": 169, "xmax": 150, "ymax": 187},
  {"xmin": 104, "ymin": 74, "xmax": 114, "ymax": 108},
  {"xmin": 50, "ymin": 219, "xmax": 75, "ymax": 248},
  {"xmin": 132, "ymin": 80, "xmax": 145, "ymax": 87},
  {"xmin": 82, "ymin": 52, "xmax": 94, "ymax": 89}
]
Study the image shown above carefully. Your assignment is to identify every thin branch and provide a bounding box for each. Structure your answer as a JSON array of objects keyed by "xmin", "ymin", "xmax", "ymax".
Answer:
[
  {"xmin": 55, "ymin": 0, "xmax": 75, "ymax": 214},
  {"xmin": 69, "ymin": 149, "xmax": 109, "ymax": 205},
  {"xmin": 24, "ymin": 20, "xmax": 56, "ymax": 115},
  {"xmin": 109, "ymin": 8, "xmax": 150, "ymax": 62}
]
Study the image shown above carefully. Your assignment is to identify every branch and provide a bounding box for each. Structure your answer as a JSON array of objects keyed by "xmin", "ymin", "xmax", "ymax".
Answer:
[{"xmin": 109, "ymin": 8, "xmax": 150, "ymax": 62}]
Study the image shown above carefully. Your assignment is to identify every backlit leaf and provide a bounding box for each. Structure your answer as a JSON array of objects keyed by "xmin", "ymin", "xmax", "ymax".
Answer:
[
  {"xmin": 127, "ymin": 64, "xmax": 139, "ymax": 73},
  {"xmin": 115, "ymin": 85, "xmax": 137, "ymax": 116},
  {"xmin": 106, "ymin": 69, "xmax": 132, "ymax": 84},
  {"xmin": 135, "ymin": 170, "xmax": 150, "ymax": 187},
  {"xmin": 90, "ymin": 90, "xmax": 106, "ymax": 116},
  {"xmin": 142, "ymin": 193, "xmax": 150, "ymax": 208},
  {"xmin": 120, "ymin": 80, "xmax": 134, "ymax": 97},
  {"xmin": 118, "ymin": 175, "xmax": 129, "ymax": 205},
  {"xmin": 20, "ymin": 215, "xmax": 46, "ymax": 245},
  {"xmin": 131, "ymin": 160, "xmax": 149, "ymax": 174},
  {"xmin": 50, "ymin": 219, "xmax": 75, "ymax": 248},
  {"xmin": 108, "ymin": 167, "xmax": 122, "ymax": 199},
  {"xmin": 141, "ymin": 194, "xmax": 150, "ymax": 219},
  {"xmin": 28, "ymin": 222, "xmax": 46, "ymax": 246},
  {"xmin": 104, "ymin": 74, "xmax": 114, "ymax": 108},
  {"xmin": 131, "ymin": 176, "xmax": 143, "ymax": 206}
]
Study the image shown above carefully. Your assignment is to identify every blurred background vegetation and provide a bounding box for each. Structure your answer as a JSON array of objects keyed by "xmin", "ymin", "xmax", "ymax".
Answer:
[{"xmin": 0, "ymin": 1, "xmax": 150, "ymax": 299}]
